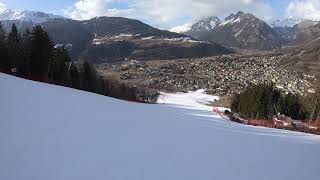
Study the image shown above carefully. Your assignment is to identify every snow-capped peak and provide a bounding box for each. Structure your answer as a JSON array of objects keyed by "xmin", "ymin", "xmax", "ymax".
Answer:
[
  {"xmin": 187, "ymin": 16, "xmax": 221, "ymax": 33},
  {"xmin": 0, "ymin": 9, "xmax": 15, "ymax": 17},
  {"xmin": 170, "ymin": 23, "xmax": 192, "ymax": 33},
  {"xmin": 219, "ymin": 11, "xmax": 245, "ymax": 27},
  {"xmin": 170, "ymin": 16, "xmax": 221, "ymax": 34},
  {"xmin": 194, "ymin": 16, "xmax": 221, "ymax": 30},
  {"xmin": 271, "ymin": 17, "xmax": 303, "ymax": 28},
  {"xmin": 0, "ymin": 9, "xmax": 64, "ymax": 23}
]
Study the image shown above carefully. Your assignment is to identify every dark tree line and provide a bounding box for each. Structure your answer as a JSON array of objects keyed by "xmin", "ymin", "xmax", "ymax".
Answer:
[
  {"xmin": 303, "ymin": 89, "xmax": 320, "ymax": 121},
  {"xmin": 231, "ymin": 84, "xmax": 309, "ymax": 120},
  {"xmin": 0, "ymin": 23, "xmax": 158, "ymax": 103},
  {"xmin": 0, "ymin": 23, "xmax": 64, "ymax": 78}
]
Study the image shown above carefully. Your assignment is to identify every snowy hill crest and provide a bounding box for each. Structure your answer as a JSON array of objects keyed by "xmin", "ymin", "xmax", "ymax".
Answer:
[{"xmin": 0, "ymin": 9, "xmax": 64, "ymax": 23}]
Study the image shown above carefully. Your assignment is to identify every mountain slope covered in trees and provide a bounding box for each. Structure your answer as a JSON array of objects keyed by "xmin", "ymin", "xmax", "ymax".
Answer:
[
  {"xmin": 0, "ymin": 23, "xmax": 158, "ymax": 103},
  {"xmin": 231, "ymin": 83, "xmax": 320, "ymax": 121},
  {"xmin": 1, "ymin": 16, "xmax": 232, "ymax": 63}
]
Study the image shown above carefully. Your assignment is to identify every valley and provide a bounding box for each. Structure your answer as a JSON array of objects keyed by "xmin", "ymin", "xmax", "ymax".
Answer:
[
  {"xmin": 1, "ymin": 9, "xmax": 320, "ymax": 102},
  {"xmin": 98, "ymin": 52, "xmax": 318, "ymax": 104},
  {"xmin": 1, "ymin": 2, "xmax": 320, "ymax": 180},
  {"xmin": 0, "ymin": 8, "xmax": 320, "ymax": 112}
]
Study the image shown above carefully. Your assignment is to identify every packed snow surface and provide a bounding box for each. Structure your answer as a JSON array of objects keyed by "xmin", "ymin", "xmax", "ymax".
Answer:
[
  {"xmin": 158, "ymin": 89, "xmax": 227, "ymax": 112},
  {"xmin": 1, "ymin": 73, "xmax": 320, "ymax": 180}
]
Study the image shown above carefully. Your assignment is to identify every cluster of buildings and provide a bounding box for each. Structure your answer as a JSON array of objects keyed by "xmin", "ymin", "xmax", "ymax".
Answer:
[
  {"xmin": 97, "ymin": 54, "xmax": 320, "ymax": 134},
  {"xmin": 99, "ymin": 55, "xmax": 317, "ymax": 96},
  {"xmin": 98, "ymin": 54, "xmax": 317, "ymax": 96}
]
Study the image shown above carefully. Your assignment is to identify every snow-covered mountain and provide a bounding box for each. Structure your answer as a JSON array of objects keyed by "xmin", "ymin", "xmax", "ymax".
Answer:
[
  {"xmin": 170, "ymin": 23, "xmax": 192, "ymax": 33},
  {"xmin": 188, "ymin": 16, "xmax": 221, "ymax": 33},
  {"xmin": 186, "ymin": 11, "xmax": 282, "ymax": 50},
  {"xmin": 271, "ymin": 17, "xmax": 303, "ymax": 28},
  {"xmin": 0, "ymin": 9, "xmax": 64, "ymax": 23},
  {"xmin": 170, "ymin": 17, "xmax": 220, "ymax": 34},
  {"xmin": 1, "ymin": 73, "xmax": 320, "ymax": 180}
]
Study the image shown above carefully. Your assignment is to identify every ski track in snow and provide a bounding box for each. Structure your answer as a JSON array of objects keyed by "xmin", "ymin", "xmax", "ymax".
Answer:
[
  {"xmin": 158, "ymin": 90, "xmax": 320, "ymax": 142},
  {"xmin": 0, "ymin": 73, "xmax": 320, "ymax": 180}
]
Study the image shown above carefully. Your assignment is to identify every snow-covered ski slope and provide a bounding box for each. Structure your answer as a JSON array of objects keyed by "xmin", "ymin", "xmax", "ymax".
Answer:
[
  {"xmin": 0, "ymin": 73, "xmax": 320, "ymax": 180},
  {"xmin": 158, "ymin": 89, "xmax": 230, "ymax": 115}
]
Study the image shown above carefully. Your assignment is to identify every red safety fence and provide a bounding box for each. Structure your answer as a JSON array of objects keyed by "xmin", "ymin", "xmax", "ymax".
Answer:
[{"xmin": 212, "ymin": 107, "xmax": 229, "ymax": 120}]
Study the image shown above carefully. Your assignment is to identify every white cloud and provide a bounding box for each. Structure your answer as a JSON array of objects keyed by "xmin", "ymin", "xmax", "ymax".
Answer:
[
  {"xmin": 65, "ymin": 0, "xmax": 135, "ymax": 20},
  {"xmin": 133, "ymin": 0, "xmax": 273, "ymax": 22},
  {"xmin": 65, "ymin": 0, "xmax": 275, "ymax": 29},
  {"xmin": 286, "ymin": 0, "xmax": 320, "ymax": 20},
  {"xmin": 0, "ymin": 2, "xmax": 7, "ymax": 13}
]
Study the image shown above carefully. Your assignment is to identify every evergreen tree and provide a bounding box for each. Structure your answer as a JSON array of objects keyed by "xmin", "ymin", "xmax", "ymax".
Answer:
[
  {"xmin": 0, "ymin": 24, "xmax": 153, "ymax": 103},
  {"xmin": 231, "ymin": 83, "xmax": 307, "ymax": 120},
  {"xmin": 311, "ymin": 90, "xmax": 320, "ymax": 121},
  {"xmin": 30, "ymin": 26, "xmax": 54, "ymax": 77},
  {"xmin": 51, "ymin": 47, "xmax": 71, "ymax": 83},
  {"xmin": 280, "ymin": 93, "xmax": 306, "ymax": 120},
  {"xmin": 7, "ymin": 24, "xmax": 22, "ymax": 71},
  {"xmin": 303, "ymin": 89, "xmax": 320, "ymax": 121},
  {"xmin": 0, "ymin": 22, "xmax": 8, "ymax": 70},
  {"xmin": 69, "ymin": 63, "xmax": 80, "ymax": 89},
  {"xmin": 82, "ymin": 61, "xmax": 99, "ymax": 92},
  {"xmin": 21, "ymin": 28, "xmax": 32, "ymax": 74}
]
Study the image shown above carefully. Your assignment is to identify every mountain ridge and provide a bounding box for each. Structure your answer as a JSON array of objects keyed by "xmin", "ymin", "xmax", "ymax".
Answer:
[
  {"xmin": 185, "ymin": 11, "xmax": 282, "ymax": 50},
  {"xmin": 1, "ymin": 15, "xmax": 232, "ymax": 63},
  {"xmin": 271, "ymin": 17, "xmax": 303, "ymax": 28},
  {"xmin": 0, "ymin": 9, "xmax": 65, "ymax": 23},
  {"xmin": 274, "ymin": 20, "xmax": 320, "ymax": 45}
]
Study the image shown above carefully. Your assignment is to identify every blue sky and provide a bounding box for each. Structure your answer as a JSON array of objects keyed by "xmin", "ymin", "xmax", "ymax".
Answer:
[
  {"xmin": 0, "ymin": 0, "xmax": 290, "ymax": 13},
  {"xmin": 264, "ymin": 0, "xmax": 291, "ymax": 17},
  {"xmin": 0, "ymin": 0, "xmax": 75, "ymax": 12},
  {"xmin": 0, "ymin": 0, "xmax": 129, "ymax": 13},
  {"xmin": 2, "ymin": 0, "xmax": 290, "ymax": 15},
  {"xmin": 0, "ymin": 0, "xmax": 319, "ymax": 29}
]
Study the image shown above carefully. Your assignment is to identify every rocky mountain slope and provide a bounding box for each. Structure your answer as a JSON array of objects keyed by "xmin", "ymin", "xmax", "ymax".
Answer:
[
  {"xmin": 271, "ymin": 17, "xmax": 303, "ymax": 28},
  {"xmin": 186, "ymin": 11, "xmax": 282, "ymax": 50},
  {"xmin": 276, "ymin": 20, "xmax": 320, "ymax": 45},
  {"xmin": 44, "ymin": 17, "xmax": 231, "ymax": 63},
  {"xmin": 271, "ymin": 19, "xmax": 320, "ymax": 83},
  {"xmin": 184, "ymin": 16, "xmax": 220, "ymax": 36},
  {"xmin": 170, "ymin": 16, "xmax": 220, "ymax": 34},
  {"xmin": 282, "ymin": 33, "xmax": 320, "ymax": 79}
]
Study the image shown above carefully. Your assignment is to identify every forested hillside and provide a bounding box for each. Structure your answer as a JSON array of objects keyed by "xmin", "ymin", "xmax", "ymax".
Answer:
[
  {"xmin": 0, "ymin": 23, "xmax": 158, "ymax": 103},
  {"xmin": 231, "ymin": 84, "xmax": 320, "ymax": 121}
]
